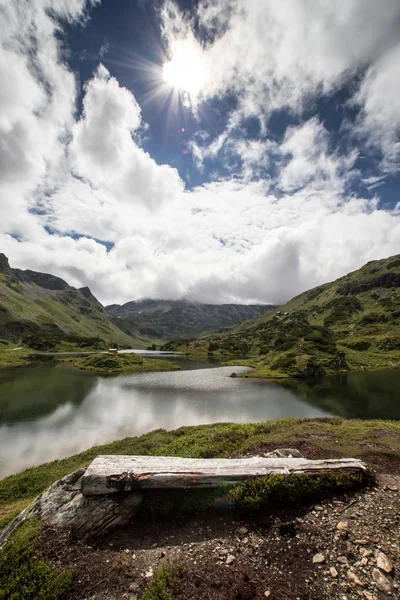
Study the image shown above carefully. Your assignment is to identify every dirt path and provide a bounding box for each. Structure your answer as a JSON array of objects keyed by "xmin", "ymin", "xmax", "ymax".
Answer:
[{"xmin": 40, "ymin": 473, "xmax": 400, "ymax": 600}]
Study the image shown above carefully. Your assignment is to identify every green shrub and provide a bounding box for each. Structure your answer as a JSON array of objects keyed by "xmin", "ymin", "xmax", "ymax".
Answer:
[
  {"xmin": 0, "ymin": 519, "xmax": 74, "ymax": 600},
  {"xmin": 377, "ymin": 337, "xmax": 400, "ymax": 351},
  {"xmin": 142, "ymin": 563, "xmax": 183, "ymax": 600},
  {"xmin": 228, "ymin": 471, "xmax": 373, "ymax": 511}
]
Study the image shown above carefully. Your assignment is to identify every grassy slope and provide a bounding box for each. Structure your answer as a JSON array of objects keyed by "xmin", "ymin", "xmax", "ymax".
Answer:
[
  {"xmin": 162, "ymin": 254, "xmax": 400, "ymax": 378},
  {"xmin": 0, "ymin": 258, "xmax": 148, "ymax": 359},
  {"xmin": 1, "ymin": 418, "xmax": 399, "ymax": 529}
]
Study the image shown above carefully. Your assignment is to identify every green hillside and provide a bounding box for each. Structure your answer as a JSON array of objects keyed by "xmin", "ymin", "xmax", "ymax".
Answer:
[
  {"xmin": 0, "ymin": 254, "xmax": 146, "ymax": 354},
  {"xmin": 162, "ymin": 254, "xmax": 400, "ymax": 378}
]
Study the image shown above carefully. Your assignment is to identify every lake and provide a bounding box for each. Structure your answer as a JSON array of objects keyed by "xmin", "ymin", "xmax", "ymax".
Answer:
[{"xmin": 0, "ymin": 353, "xmax": 399, "ymax": 478}]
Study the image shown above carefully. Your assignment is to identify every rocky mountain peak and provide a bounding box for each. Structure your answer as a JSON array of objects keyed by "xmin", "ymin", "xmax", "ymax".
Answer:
[{"xmin": 0, "ymin": 253, "xmax": 10, "ymax": 272}]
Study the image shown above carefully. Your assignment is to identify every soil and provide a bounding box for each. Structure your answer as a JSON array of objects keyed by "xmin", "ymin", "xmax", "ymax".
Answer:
[{"xmin": 39, "ymin": 462, "xmax": 400, "ymax": 600}]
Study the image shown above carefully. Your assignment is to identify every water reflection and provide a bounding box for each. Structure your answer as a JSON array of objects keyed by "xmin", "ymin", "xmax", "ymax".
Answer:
[
  {"xmin": 281, "ymin": 369, "xmax": 400, "ymax": 420},
  {"xmin": 0, "ymin": 365, "xmax": 330, "ymax": 477}
]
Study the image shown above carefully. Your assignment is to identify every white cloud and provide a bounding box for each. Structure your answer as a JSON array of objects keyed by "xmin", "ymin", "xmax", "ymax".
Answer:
[
  {"xmin": 69, "ymin": 64, "xmax": 183, "ymax": 210},
  {"xmin": 0, "ymin": 0, "xmax": 399, "ymax": 310},
  {"xmin": 162, "ymin": 0, "xmax": 400, "ymax": 169}
]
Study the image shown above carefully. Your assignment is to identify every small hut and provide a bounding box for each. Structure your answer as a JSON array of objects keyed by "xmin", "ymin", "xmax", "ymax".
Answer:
[{"xmin": 108, "ymin": 348, "xmax": 118, "ymax": 355}]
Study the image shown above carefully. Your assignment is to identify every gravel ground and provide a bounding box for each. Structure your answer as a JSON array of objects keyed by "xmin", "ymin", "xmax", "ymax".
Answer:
[{"xmin": 40, "ymin": 473, "xmax": 400, "ymax": 600}]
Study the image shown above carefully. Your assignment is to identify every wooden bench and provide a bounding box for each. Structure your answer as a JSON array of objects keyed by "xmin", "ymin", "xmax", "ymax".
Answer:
[{"xmin": 81, "ymin": 455, "xmax": 367, "ymax": 496}]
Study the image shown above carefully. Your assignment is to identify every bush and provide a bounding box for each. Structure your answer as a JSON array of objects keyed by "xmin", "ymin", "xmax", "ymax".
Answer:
[
  {"xmin": 142, "ymin": 563, "xmax": 183, "ymax": 600},
  {"xmin": 228, "ymin": 471, "xmax": 373, "ymax": 511}
]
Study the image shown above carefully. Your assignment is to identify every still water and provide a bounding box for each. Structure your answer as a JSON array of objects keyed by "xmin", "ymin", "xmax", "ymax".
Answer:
[{"xmin": 0, "ymin": 353, "xmax": 399, "ymax": 478}]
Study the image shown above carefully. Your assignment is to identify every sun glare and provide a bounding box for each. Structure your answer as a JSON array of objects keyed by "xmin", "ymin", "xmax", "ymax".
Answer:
[{"xmin": 162, "ymin": 37, "xmax": 208, "ymax": 101}]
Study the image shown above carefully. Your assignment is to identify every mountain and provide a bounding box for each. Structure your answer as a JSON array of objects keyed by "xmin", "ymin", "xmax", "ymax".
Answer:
[
  {"xmin": 162, "ymin": 254, "xmax": 400, "ymax": 377},
  {"xmin": 105, "ymin": 299, "xmax": 275, "ymax": 340},
  {"xmin": 0, "ymin": 254, "xmax": 145, "ymax": 351}
]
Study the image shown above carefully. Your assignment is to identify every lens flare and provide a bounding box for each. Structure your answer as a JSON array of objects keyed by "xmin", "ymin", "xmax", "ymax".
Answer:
[{"xmin": 163, "ymin": 37, "xmax": 208, "ymax": 103}]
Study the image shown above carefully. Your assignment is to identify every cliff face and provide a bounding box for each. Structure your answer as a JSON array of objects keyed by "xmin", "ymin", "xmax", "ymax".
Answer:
[{"xmin": 0, "ymin": 255, "xmax": 142, "ymax": 350}]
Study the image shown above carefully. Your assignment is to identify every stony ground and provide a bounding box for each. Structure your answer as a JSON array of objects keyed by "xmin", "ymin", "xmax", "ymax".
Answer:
[{"xmin": 40, "ymin": 472, "xmax": 400, "ymax": 600}]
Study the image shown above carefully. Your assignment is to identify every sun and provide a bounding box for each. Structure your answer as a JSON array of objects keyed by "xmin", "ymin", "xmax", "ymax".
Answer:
[{"xmin": 162, "ymin": 37, "xmax": 208, "ymax": 102}]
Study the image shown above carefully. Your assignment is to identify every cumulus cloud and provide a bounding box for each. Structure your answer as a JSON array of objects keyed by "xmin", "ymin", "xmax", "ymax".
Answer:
[
  {"xmin": 162, "ymin": 0, "xmax": 400, "ymax": 169},
  {"xmin": 0, "ymin": 0, "xmax": 399, "ymax": 308}
]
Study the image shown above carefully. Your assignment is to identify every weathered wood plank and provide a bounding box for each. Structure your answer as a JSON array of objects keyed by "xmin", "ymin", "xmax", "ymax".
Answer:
[{"xmin": 81, "ymin": 455, "xmax": 367, "ymax": 496}]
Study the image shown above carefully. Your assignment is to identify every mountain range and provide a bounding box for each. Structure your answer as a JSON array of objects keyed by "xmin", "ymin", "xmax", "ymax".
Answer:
[
  {"xmin": 162, "ymin": 254, "xmax": 400, "ymax": 378},
  {"xmin": 106, "ymin": 299, "xmax": 274, "ymax": 340},
  {"xmin": 0, "ymin": 254, "xmax": 273, "ymax": 352}
]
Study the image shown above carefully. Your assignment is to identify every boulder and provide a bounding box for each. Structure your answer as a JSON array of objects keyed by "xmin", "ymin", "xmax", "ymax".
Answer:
[{"xmin": 0, "ymin": 469, "xmax": 142, "ymax": 547}]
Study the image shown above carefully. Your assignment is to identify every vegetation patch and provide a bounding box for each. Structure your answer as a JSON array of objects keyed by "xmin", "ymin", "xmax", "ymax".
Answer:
[
  {"xmin": 228, "ymin": 471, "xmax": 373, "ymax": 511},
  {"xmin": 0, "ymin": 518, "xmax": 74, "ymax": 600},
  {"xmin": 62, "ymin": 353, "xmax": 181, "ymax": 374},
  {"xmin": 142, "ymin": 563, "xmax": 183, "ymax": 600}
]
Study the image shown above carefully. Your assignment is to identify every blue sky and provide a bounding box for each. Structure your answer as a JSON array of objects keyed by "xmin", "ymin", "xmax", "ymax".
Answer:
[{"xmin": 0, "ymin": 0, "xmax": 399, "ymax": 305}]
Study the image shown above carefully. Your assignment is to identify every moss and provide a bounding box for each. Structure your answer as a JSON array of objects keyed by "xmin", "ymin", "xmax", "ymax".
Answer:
[
  {"xmin": 141, "ymin": 563, "xmax": 183, "ymax": 600},
  {"xmin": 228, "ymin": 471, "xmax": 373, "ymax": 511},
  {"xmin": 0, "ymin": 518, "xmax": 74, "ymax": 600}
]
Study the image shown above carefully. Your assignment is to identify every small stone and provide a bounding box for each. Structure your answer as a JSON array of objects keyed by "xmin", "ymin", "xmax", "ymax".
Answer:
[
  {"xmin": 312, "ymin": 553, "xmax": 326, "ymax": 564},
  {"xmin": 376, "ymin": 551, "xmax": 393, "ymax": 574},
  {"xmin": 347, "ymin": 570, "xmax": 363, "ymax": 586},
  {"xmin": 264, "ymin": 592, "xmax": 271, "ymax": 598},
  {"xmin": 354, "ymin": 540, "xmax": 368, "ymax": 545},
  {"xmin": 362, "ymin": 592, "xmax": 376, "ymax": 600},
  {"xmin": 238, "ymin": 526, "xmax": 249, "ymax": 535},
  {"xmin": 226, "ymin": 555, "xmax": 236, "ymax": 565},
  {"xmin": 338, "ymin": 556, "xmax": 349, "ymax": 564},
  {"xmin": 372, "ymin": 568, "xmax": 391, "ymax": 593},
  {"xmin": 337, "ymin": 521, "xmax": 349, "ymax": 530},
  {"xmin": 330, "ymin": 567, "xmax": 339, "ymax": 578},
  {"xmin": 145, "ymin": 567, "xmax": 153, "ymax": 578},
  {"xmin": 362, "ymin": 550, "xmax": 373, "ymax": 558}
]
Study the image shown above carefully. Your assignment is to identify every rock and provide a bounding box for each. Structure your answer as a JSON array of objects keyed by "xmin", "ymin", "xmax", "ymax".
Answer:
[
  {"xmin": 363, "ymin": 592, "xmax": 376, "ymax": 600},
  {"xmin": 354, "ymin": 540, "xmax": 368, "ymax": 545},
  {"xmin": 347, "ymin": 570, "xmax": 363, "ymax": 586},
  {"xmin": 376, "ymin": 551, "xmax": 393, "ymax": 574},
  {"xmin": 372, "ymin": 568, "xmax": 392, "ymax": 593},
  {"xmin": 145, "ymin": 567, "xmax": 153, "ymax": 578},
  {"xmin": 0, "ymin": 469, "xmax": 143, "ymax": 546},
  {"xmin": 226, "ymin": 555, "xmax": 236, "ymax": 565},
  {"xmin": 263, "ymin": 448, "xmax": 304, "ymax": 458},
  {"xmin": 337, "ymin": 521, "xmax": 349, "ymax": 530},
  {"xmin": 312, "ymin": 553, "xmax": 326, "ymax": 564},
  {"xmin": 338, "ymin": 556, "xmax": 349, "ymax": 564},
  {"xmin": 330, "ymin": 567, "xmax": 339, "ymax": 578},
  {"xmin": 264, "ymin": 592, "xmax": 271, "ymax": 598},
  {"xmin": 362, "ymin": 550, "xmax": 373, "ymax": 558},
  {"xmin": 230, "ymin": 372, "xmax": 238, "ymax": 378},
  {"xmin": 238, "ymin": 526, "xmax": 249, "ymax": 535}
]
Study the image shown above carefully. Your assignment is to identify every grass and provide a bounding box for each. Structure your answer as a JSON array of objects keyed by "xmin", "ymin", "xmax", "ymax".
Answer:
[
  {"xmin": 0, "ymin": 518, "xmax": 74, "ymax": 600},
  {"xmin": 59, "ymin": 352, "xmax": 181, "ymax": 374},
  {"xmin": 1, "ymin": 418, "xmax": 399, "ymax": 530}
]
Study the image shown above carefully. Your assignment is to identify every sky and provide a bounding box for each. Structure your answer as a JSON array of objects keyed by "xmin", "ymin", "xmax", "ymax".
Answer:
[{"xmin": 1, "ymin": 0, "xmax": 399, "ymax": 306}]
